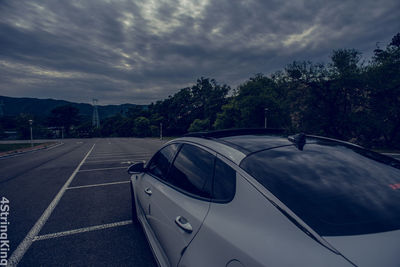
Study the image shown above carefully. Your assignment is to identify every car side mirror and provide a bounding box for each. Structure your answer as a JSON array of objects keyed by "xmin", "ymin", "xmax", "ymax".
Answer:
[{"xmin": 127, "ymin": 162, "xmax": 145, "ymax": 174}]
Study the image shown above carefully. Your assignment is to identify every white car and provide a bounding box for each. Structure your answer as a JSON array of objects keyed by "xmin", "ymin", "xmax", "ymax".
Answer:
[{"xmin": 128, "ymin": 129, "xmax": 400, "ymax": 267}]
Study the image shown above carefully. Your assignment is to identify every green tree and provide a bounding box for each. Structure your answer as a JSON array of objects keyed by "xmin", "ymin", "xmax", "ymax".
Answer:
[
  {"xmin": 215, "ymin": 74, "xmax": 289, "ymax": 129},
  {"xmin": 48, "ymin": 105, "xmax": 81, "ymax": 136},
  {"xmin": 133, "ymin": 116, "xmax": 150, "ymax": 137},
  {"xmin": 366, "ymin": 33, "xmax": 400, "ymax": 147},
  {"xmin": 15, "ymin": 113, "xmax": 33, "ymax": 139},
  {"xmin": 148, "ymin": 77, "xmax": 230, "ymax": 135},
  {"xmin": 188, "ymin": 118, "xmax": 210, "ymax": 132}
]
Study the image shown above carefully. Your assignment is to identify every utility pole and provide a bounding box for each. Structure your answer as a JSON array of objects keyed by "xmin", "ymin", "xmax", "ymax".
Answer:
[
  {"xmin": 92, "ymin": 99, "xmax": 100, "ymax": 128},
  {"xmin": 160, "ymin": 122, "xmax": 163, "ymax": 140},
  {"xmin": 0, "ymin": 100, "xmax": 4, "ymax": 117},
  {"xmin": 29, "ymin": 119, "xmax": 33, "ymax": 147},
  {"xmin": 61, "ymin": 126, "xmax": 64, "ymax": 139},
  {"xmin": 264, "ymin": 108, "xmax": 268, "ymax": 129}
]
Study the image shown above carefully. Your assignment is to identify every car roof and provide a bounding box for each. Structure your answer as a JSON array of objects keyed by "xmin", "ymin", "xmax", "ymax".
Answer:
[
  {"xmin": 171, "ymin": 136, "xmax": 247, "ymax": 164},
  {"xmin": 218, "ymin": 135, "xmax": 292, "ymax": 153},
  {"xmin": 171, "ymin": 129, "xmax": 291, "ymax": 164},
  {"xmin": 184, "ymin": 128, "xmax": 291, "ymax": 151},
  {"xmin": 173, "ymin": 128, "xmax": 373, "ymax": 165}
]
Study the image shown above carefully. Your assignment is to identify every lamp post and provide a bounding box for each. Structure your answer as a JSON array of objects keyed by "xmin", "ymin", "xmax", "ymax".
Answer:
[
  {"xmin": 29, "ymin": 119, "xmax": 33, "ymax": 147},
  {"xmin": 264, "ymin": 108, "xmax": 268, "ymax": 129},
  {"xmin": 160, "ymin": 122, "xmax": 163, "ymax": 140}
]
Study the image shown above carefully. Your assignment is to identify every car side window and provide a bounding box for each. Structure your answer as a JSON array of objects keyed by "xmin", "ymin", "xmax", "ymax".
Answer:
[
  {"xmin": 168, "ymin": 144, "xmax": 214, "ymax": 199},
  {"xmin": 147, "ymin": 144, "xmax": 179, "ymax": 180},
  {"xmin": 212, "ymin": 158, "xmax": 236, "ymax": 202}
]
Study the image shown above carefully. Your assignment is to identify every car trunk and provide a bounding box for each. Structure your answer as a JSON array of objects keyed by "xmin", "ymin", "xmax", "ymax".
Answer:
[{"xmin": 325, "ymin": 229, "xmax": 400, "ymax": 267}]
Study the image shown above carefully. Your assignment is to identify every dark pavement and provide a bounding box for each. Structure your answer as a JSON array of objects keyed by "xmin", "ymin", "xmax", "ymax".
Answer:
[
  {"xmin": 0, "ymin": 138, "xmax": 166, "ymax": 266},
  {"xmin": 1, "ymin": 138, "xmax": 399, "ymax": 266}
]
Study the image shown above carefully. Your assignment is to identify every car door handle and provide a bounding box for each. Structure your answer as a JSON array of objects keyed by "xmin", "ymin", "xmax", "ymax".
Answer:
[
  {"xmin": 175, "ymin": 216, "xmax": 193, "ymax": 233},
  {"xmin": 144, "ymin": 188, "xmax": 152, "ymax": 196}
]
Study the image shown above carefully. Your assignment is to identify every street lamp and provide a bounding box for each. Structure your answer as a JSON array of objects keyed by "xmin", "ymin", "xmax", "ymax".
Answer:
[
  {"xmin": 160, "ymin": 122, "xmax": 163, "ymax": 140},
  {"xmin": 29, "ymin": 119, "xmax": 33, "ymax": 147},
  {"xmin": 264, "ymin": 108, "xmax": 269, "ymax": 129}
]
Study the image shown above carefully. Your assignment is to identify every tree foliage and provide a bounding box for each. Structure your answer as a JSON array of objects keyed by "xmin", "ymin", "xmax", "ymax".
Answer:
[{"xmin": 47, "ymin": 105, "xmax": 81, "ymax": 136}]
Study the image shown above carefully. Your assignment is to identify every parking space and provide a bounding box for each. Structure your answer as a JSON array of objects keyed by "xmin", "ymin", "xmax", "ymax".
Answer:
[
  {"xmin": 12, "ymin": 138, "xmax": 165, "ymax": 266},
  {"xmin": 70, "ymin": 168, "xmax": 129, "ymax": 187},
  {"xmin": 20, "ymin": 224, "xmax": 156, "ymax": 266},
  {"xmin": 38, "ymin": 183, "xmax": 131, "ymax": 235}
]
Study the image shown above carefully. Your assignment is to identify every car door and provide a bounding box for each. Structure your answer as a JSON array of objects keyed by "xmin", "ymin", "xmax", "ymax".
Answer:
[
  {"xmin": 147, "ymin": 143, "xmax": 215, "ymax": 267},
  {"xmin": 136, "ymin": 143, "xmax": 180, "ymax": 220}
]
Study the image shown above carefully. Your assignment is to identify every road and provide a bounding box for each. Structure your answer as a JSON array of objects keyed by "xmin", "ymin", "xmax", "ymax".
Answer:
[
  {"xmin": 0, "ymin": 138, "xmax": 166, "ymax": 266},
  {"xmin": 1, "ymin": 138, "xmax": 399, "ymax": 266}
]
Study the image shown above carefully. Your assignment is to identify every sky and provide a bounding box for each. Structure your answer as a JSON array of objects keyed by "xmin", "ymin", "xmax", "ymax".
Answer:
[{"xmin": 0, "ymin": 0, "xmax": 399, "ymax": 105}]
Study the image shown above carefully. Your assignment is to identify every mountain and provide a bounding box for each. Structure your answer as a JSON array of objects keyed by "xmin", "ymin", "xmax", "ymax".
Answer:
[{"xmin": 0, "ymin": 95, "xmax": 144, "ymax": 120}]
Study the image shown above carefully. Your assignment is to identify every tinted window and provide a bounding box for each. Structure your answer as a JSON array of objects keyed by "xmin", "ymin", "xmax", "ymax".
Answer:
[
  {"xmin": 148, "ymin": 144, "xmax": 179, "ymax": 180},
  {"xmin": 213, "ymin": 158, "xmax": 236, "ymax": 202},
  {"xmin": 240, "ymin": 143, "xmax": 400, "ymax": 236},
  {"xmin": 168, "ymin": 144, "xmax": 214, "ymax": 198}
]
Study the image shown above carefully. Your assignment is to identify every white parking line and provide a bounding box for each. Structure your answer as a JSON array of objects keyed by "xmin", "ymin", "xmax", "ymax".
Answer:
[
  {"xmin": 91, "ymin": 151, "xmax": 150, "ymax": 156},
  {"xmin": 67, "ymin": 181, "xmax": 129, "ymax": 190},
  {"xmin": 33, "ymin": 220, "xmax": 132, "ymax": 241},
  {"xmin": 7, "ymin": 144, "xmax": 96, "ymax": 267},
  {"xmin": 78, "ymin": 166, "xmax": 127, "ymax": 172},
  {"xmin": 84, "ymin": 158, "xmax": 143, "ymax": 163},
  {"xmin": 88, "ymin": 154, "xmax": 152, "ymax": 159}
]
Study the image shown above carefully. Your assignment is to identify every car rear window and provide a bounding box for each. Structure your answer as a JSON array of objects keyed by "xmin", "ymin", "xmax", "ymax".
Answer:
[{"xmin": 240, "ymin": 142, "xmax": 400, "ymax": 236}]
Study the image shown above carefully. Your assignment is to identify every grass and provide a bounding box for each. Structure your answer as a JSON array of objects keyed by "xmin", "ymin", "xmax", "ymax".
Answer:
[{"xmin": 0, "ymin": 143, "xmax": 44, "ymax": 153}]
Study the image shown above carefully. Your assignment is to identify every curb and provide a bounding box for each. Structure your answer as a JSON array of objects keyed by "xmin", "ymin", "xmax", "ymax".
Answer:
[{"xmin": 0, "ymin": 142, "xmax": 64, "ymax": 159}]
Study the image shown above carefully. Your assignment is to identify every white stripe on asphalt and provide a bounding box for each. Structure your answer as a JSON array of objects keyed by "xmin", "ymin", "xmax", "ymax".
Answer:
[
  {"xmin": 88, "ymin": 154, "xmax": 152, "ymax": 159},
  {"xmin": 78, "ymin": 166, "xmax": 127, "ymax": 172},
  {"xmin": 90, "ymin": 151, "xmax": 150, "ymax": 156},
  {"xmin": 7, "ymin": 144, "xmax": 96, "ymax": 267},
  {"xmin": 85, "ymin": 158, "xmax": 147, "ymax": 163},
  {"xmin": 33, "ymin": 220, "xmax": 132, "ymax": 241},
  {"xmin": 67, "ymin": 180, "xmax": 129, "ymax": 190}
]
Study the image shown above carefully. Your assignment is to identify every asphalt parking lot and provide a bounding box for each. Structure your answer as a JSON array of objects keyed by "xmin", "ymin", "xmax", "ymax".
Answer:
[
  {"xmin": 1, "ymin": 138, "xmax": 400, "ymax": 266},
  {"xmin": 0, "ymin": 138, "xmax": 166, "ymax": 266}
]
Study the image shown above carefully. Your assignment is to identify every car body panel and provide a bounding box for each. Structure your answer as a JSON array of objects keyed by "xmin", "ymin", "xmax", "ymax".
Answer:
[
  {"xmin": 131, "ymin": 175, "xmax": 170, "ymax": 267},
  {"xmin": 136, "ymin": 172, "xmax": 152, "ymax": 217},
  {"xmin": 143, "ymin": 173, "xmax": 210, "ymax": 267},
  {"xmin": 130, "ymin": 132, "xmax": 400, "ymax": 266},
  {"xmin": 179, "ymin": 172, "xmax": 352, "ymax": 267},
  {"xmin": 325, "ymin": 230, "xmax": 400, "ymax": 267}
]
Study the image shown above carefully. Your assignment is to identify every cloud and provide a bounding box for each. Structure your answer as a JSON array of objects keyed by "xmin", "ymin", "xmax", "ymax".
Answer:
[{"xmin": 0, "ymin": 0, "xmax": 399, "ymax": 104}]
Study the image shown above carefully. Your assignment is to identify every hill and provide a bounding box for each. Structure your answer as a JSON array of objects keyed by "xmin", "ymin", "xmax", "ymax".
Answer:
[{"xmin": 0, "ymin": 95, "xmax": 143, "ymax": 120}]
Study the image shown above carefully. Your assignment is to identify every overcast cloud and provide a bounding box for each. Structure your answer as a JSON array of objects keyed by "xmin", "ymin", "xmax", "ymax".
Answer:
[{"xmin": 0, "ymin": 0, "xmax": 399, "ymax": 104}]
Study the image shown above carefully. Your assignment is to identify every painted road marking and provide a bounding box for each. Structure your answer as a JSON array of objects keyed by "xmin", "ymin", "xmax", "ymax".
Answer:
[
  {"xmin": 33, "ymin": 220, "xmax": 132, "ymax": 241},
  {"xmin": 67, "ymin": 181, "xmax": 129, "ymax": 190},
  {"xmin": 84, "ymin": 158, "xmax": 144, "ymax": 163},
  {"xmin": 78, "ymin": 166, "xmax": 127, "ymax": 172},
  {"xmin": 7, "ymin": 144, "xmax": 96, "ymax": 267},
  {"xmin": 90, "ymin": 151, "xmax": 150, "ymax": 156},
  {"xmin": 88, "ymin": 154, "xmax": 152, "ymax": 159}
]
